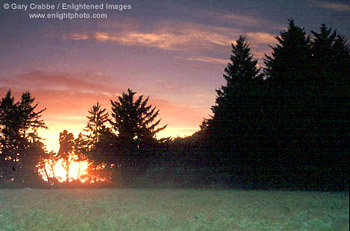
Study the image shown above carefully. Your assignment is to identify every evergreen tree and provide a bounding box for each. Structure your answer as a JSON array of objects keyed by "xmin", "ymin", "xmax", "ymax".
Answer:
[
  {"xmin": 262, "ymin": 21, "xmax": 349, "ymax": 189},
  {"xmin": 0, "ymin": 90, "xmax": 21, "ymax": 183},
  {"xmin": 311, "ymin": 24, "xmax": 337, "ymax": 81},
  {"xmin": 201, "ymin": 20, "xmax": 349, "ymax": 190},
  {"xmin": 207, "ymin": 36, "xmax": 263, "ymax": 167},
  {"xmin": 263, "ymin": 20, "xmax": 315, "ymax": 171},
  {"xmin": 110, "ymin": 89, "xmax": 166, "ymax": 168},
  {"xmin": 84, "ymin": 102, "xmax": 109, "ymax": 150},
  {"xmin": 20, "ymin": 140, "xmax": 47, "ymax": 186},
  {"xmin": 18, "ymin": 91, "xmax": 46, "ymax": 140},
  {"xmin": 212, "ymin": 36, "xmax": 261, "ymax": 114},
  {"xmin": 0, "ymin": 91, "xmax": 21, "ymax": 147},
  {"xmin": 312, "ymin": 28, "xmax": 350, "ymax": 186},
  {"xmin": 332, "ymin": 35, "xmax": 350, "ymax": 91},
  {"xmin": 82, "ymin": 102, "xmax": 118, "ymax": 175},
  {"xmin": 310, "ymin": 24, "xmax": 350, "ymax": 91},
  {"xmin": 110, "ymin": 89, "xmax": 166, "ymax": 146},
  {"xmin": 88, "ymin": 128, "xmax": 118, "ymax": 180},
  {"xmin": 264, "ymin": 19, "xmax": 312, "ymax": 85},
  {"xmin": 223, "ymin": 35, "xmax": 261, "ymax": 85},
  {"xmin": 0, "ymin": 90, "xmax": 46, "ymax": 184}
]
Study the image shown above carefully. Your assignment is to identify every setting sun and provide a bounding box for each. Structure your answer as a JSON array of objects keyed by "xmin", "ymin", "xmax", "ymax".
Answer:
[{"xmin": 38, "ymin": 155, "xmax": 107, "ymax": 184}]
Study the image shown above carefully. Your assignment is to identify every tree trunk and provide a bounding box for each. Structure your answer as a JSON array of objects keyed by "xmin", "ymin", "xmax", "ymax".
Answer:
[{"xmin": 66, "ymin": 158, "xmax": 69, "ymax": 183}]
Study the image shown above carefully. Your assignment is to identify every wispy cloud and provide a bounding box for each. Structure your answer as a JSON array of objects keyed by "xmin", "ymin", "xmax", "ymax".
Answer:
[
  {"xmin": 247, "ymin": 32, "xmax": 276, "ymax": 45},
  {"xmin": 67, "ymin": 21, "xmax": 276, "ymax": 54},
  {"xmin": 207, "ymin": 11, "xmax": 261, "ymax": 26},
  {"xmin": 94, "ymin": 31, "xmax": 193, "ymax": 50},
  {"xmin": 70, "ymin": 33, "xmax": 90, "ymax": 40},
  {"xmin": 170, "ymin": 3, "xmax": 263, "ymax": 27},
  {"xmin": 91, "ymin": 23, "xmax": 234, "ymax": 51},
  {"xmin": 178, "ymin": 56, "xmax": 228, "ymax": 65},
  {"xmin": 314, "ymin": 0, "xmax": 350, "ymax": 11}
]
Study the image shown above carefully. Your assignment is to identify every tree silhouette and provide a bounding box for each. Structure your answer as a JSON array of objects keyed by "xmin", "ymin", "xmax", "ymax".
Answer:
[
  {"xmin": 332, "ymin": 35, "xmax": 350, "ymax": 93},
  {"xmin": 82, "ymin": 102, "xmax": 117, "ymax": 172},
  {"xmin": 89, "ymin": 128, "xmax": 118, "ymax": 167},
  {"xmin": 264, "ymin": 21, "xmax": 349, "ymax": 189},
  {"xmin": 206, "ymin": 36, "xmax": 263, "ymax": 168},
  {"xmin": 84, "ymin": 102, "xmax": 109, "ymax": 150},
  {"xmin": 111, "ymin": 89, "xmax": 166, "ymax": 146},
  {"xmin": 18, "ymin": 91, "xmax": 46, "ymax": 140},
  {"xmin": 333, "ymin": 35, "xmax": 350, "ymax": 73},
  {"xmin": 309, "ymin": 24, "xmax": 350, "ymax": 92},
  {"xmin": 20, "ymin": 140, "xmax": 47, "ymax": 186},
  {"xmin": 74, "ymin": 133, "xmax": 89, "ymax": 179},
  {"xmin": 223, "ymin": 35, "xmax": 261, "ymax": 84},
  {"xmin": 0, "ymin": 90, "xmax": 46, "ymax": 184},
  {"xmin": 265, "ymin": 19, "xmax": 312, "ymax": 85},
  {"xmin": 212, "ymin": 36, "xmax": 261, "ymax": 112},
  {"xmin": 311, "ymin": 24, "xmax": 337, "ymax": 82},
  {"xmin": 110, "ymin": 89, "xmax": 166, "ymax": 168},
  {"xmin": 262, "ymin": 20, "xmax": 317, "ymax": 173},
  {"xmin": 37, "ymin": 151, "xmax": 58, "ymax": 186},
  {"xmin": 58, "ymin": 130, "xmax": 74, "ymax": 183},
  {"xmin": 199, "ymin": 21, "xmax": 350, "ymax": 190}
]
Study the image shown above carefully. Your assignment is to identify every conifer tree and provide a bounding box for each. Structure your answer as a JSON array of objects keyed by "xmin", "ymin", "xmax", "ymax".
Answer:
[
  {"xmin": 83, "ymin": 103, "xmax": 116, "ymax": 169},
  {"xmin": 332, "ymin": 35, "xmax": 350, "ymax": 90},
  {"xmin": 110, "ymin": 89, "xmax": 166, "ymax": 146},
  {"xmin": 84, "ymin": 102, "xmax": 109, "ymax": 150},
  {"xmin": 212, "ymin": 35, "xmax": 261, "ymax": 115},
  {"xmin": 110, "ymin": 89, "xmax": 166, "ymax": 170},
  {"xmin": 264, "ymin": 19, "xmax": 312, "ymax": 85},
  {"xmin": 207, "ymin": 36, "xmax": 262, "ymax": 161},
  {"xmin": 310, "ymin": 24, "xmax": 350, "ymax": 93},
  {"xmin": 311, "ymin": 24, "xmax": 337, "ymax": 80},
  {"xmin": 0, "ymin": 90, "xmax": 46, "ymax": 183},
  {"xmin": 18, "ymin": 91, "xmax": 46, "ymax": 140}
]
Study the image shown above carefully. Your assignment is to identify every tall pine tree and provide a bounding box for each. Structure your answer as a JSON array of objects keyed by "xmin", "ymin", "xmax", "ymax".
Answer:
[
  {"xmin": 311, "ymin": 24, "xmax": 337, "ymax": 81},
  {"xmin": 332, "ymin": 35, "xmax": 350, "ymax": 92},
  {"xmin": 264, "ymin": 19, "xmax": 312, "ymax": 86},
  {"xmin": 207, "ymin": 36, "xmax": 263, "ymax": 167},
  {"xmin": 84, "ymin": 102, "xmax": 117, "ymax": 170},
  {"xmin": 110, "ymin": 89, "xmax": 166, "ymax": 167},
  {"xmin": 111, "ymin": 89, "xmax": 166, "ymax": 146},
  {"xmin": 84, "ymin": 102, "xmax": 109, "ymax": 150},
  {"xmin": 0, "ymin": 90, "xmax": 46, "ymax": 184}
]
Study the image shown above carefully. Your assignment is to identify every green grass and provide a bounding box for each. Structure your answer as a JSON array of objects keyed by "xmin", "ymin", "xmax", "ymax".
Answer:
[{"xmin": 0, "ymin": 189, "xmax": 348, "ymax": 230}]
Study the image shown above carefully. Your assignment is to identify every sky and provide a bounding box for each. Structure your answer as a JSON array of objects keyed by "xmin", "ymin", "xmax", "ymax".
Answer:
[{"xmin": 1, "ymin": 0, "xmax": 350, "ymax": 152}]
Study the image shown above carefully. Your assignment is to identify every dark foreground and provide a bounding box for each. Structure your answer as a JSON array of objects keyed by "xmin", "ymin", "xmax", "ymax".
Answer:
[{"xmin": 0, "ymin": 189, "xmax": 348, "ymax": 231}]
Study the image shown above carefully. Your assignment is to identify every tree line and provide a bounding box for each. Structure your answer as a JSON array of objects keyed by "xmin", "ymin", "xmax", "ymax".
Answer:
[
  {"xmin": 201, "ymin": 20, "xmax": 349, "ymax": 190},
  {"xmin": 0, "ymin": 88, "xmax": 167, "ymax": 186},
  {"xmin": 1, "ymin": 20, "xmax": 349, "ymax": 190}
]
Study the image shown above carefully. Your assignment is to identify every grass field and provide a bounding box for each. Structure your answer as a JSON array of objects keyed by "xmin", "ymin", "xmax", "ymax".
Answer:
[{"xmin": 0, "ymin": 189, "xmax": 348, "ymax": 231}]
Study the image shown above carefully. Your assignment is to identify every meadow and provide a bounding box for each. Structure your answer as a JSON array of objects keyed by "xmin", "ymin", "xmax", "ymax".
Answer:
[{"xmin": 0, "ymin": 189, "xmax": 348, "ymax": 231}]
